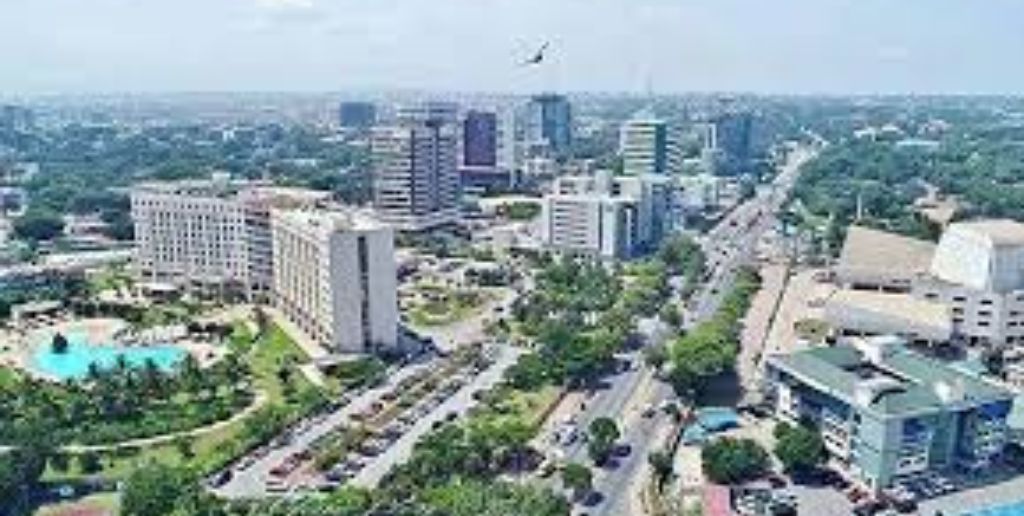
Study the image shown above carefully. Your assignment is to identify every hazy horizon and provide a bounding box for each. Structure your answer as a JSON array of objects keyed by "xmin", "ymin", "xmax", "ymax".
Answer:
[{"xmin": 3, "ymin": 0, "xmax": 1024, "ymax": 96}]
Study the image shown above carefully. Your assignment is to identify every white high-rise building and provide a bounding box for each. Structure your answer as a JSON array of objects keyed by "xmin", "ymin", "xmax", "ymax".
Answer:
[
  {"xmin": 540, "ymin": 171, "xmax": 669, "ymax": 259},
  {"xmin": 372, "ymin": 102, "xmax": 461, "ymax": 231},
  {"xmin": 271, "ymin": 210, "xmax": 398, "ymax": 355},
  {"xmin": 130, "ymin": 175, "xmax": 328, "ymax": 299}
]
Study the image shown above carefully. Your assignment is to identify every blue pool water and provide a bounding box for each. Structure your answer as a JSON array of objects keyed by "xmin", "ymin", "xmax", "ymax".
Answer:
[
  {"xmin": 966, "ymin": 501, "xmax": 1024, "ymax": 516},
  {"xmin": 32, "ymin": 330, "xmax": 186, "ymax": 380},
  {"xmin": 679, "ymin": 407, "xmax": 741, "ymax": 445},
  {"xmin": 696, "ymin": 407, "xmax": 740, "ymax": 431}
]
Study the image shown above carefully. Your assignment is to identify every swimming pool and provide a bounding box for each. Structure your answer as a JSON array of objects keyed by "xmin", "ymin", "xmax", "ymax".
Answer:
[
  {"xmin": 31, "ymin": 330, "xmax": 186, "ymax": 380},
  {"xmin": 965, "ymin": 501, "xmax": 1024, "ymax": 516}
]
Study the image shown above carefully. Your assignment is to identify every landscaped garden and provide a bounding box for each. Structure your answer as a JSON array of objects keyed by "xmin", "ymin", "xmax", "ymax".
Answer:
[
  {"xmin": 0, "ymin": 315, "xmax": 332, "ymax": 506},
  {"xmin": 407, "ymin": 283, "xmax": 494, "ymax": 327}
]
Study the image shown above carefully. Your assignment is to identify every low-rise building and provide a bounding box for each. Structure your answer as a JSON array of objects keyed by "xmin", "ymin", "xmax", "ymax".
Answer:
[
  {"xmin": 539, "ymin": 171, "xmax": 669, "ymax": 259},
  {"xmin": 823, "ymin": 289, "xmax": 952, "ymax": 344},
  {"xmin": 764, "ymin": 336, "xmax": 1014, "ymax": 493},
  {"xmin": 832, "ymin": 220, "xmax": 1024, "ymax": 347}
]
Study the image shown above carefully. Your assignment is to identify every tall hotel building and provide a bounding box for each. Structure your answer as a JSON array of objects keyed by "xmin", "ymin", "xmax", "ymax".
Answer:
[
  {"xmin": 371, "ymin": 102, "xmax": 461, "ymax": 231},
  {"xmin": 130, "ymin": 175, "xmax": 328, "ymax": 300},
  {"xmin": 271, "ymin": 210, "xmax": 398, "ymax": 354}
]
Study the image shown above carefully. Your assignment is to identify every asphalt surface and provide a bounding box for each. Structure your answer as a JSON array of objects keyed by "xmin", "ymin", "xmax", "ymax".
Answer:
[
  {"xmin": 213, "ymin": 359, "xmax": 437, "ymax": 499},
  {"xmin": 573, "ymin": 145, "xmax": 818, "ymax": 516},
  {"xmin": 351, "ymin": 344, "xmax": 522, "ymax": 487}
]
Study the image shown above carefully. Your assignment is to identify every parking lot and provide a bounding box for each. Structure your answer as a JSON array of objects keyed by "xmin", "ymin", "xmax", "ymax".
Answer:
[{"xmin": 212, "ymin": 343, "xmax": 518, "ymax": 498}]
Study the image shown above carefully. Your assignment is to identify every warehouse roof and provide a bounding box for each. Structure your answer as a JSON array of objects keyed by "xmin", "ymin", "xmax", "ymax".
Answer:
[
  {"xmin": 837, "ymin": 226, "xmax": 935, "ymax": 279},
  {"xmin": 823, "ymin": 290, "xmax": 952, "ymax": 342}
]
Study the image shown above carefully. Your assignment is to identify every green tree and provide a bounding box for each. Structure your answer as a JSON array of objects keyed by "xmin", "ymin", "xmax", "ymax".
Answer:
[
  {"xmin": 701, "ymin": 438, "xmax": 769, "ymax": 484},
  {"xmin": 122, "ymin": 462, "xmax": 199, "ymax": 516},
  {"xmin": 659, "ymin": 304, "xmax": 682, "ymax": 328},
  {"xmin": 77, "ymin": 451, "xmax": 102, "ymax": 474},
  {"xmin": 0, "ymin": 448, "xmax": 48, "ymax": 516},
  {"xmin": 51, "ymin": 332, "xmax": 70, "ymax": 354},
  {"xmin": 421, "ymin": 479, "xmax": 568, "ymax": 516},
  {"xmin": 587, "ymin": 417, "xmax": 621, "ymax": 465},
  {"xmin": 174, "ymin": 436, "xmax": 195, "ymax": 460},
  {"xmin": 773, "ymin": 422, "xmax": 825, "ymax": 475},
  {"xmin": 12, "ymin": 209, "xmax": 65, "ymax": 241},
  {"xmin": 648, "ymin": 451, "xmax": 674, "ymax": 490},
  {"xmin": 561, "ymin": 462, "xmax": 593, "ymax": 501}
]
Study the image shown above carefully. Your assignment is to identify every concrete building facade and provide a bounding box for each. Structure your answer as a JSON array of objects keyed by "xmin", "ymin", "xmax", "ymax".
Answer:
[
  {"xmin": 765, "ymin": 336, "xmax": 1014, "ymax": 493},
  {"xmin": 271, "ymin": 210, "xmax": 398, "ymax": 355},
  {"xmin": 834, "ymin": 220, "xmax": 1024, "ymax": 347},
  {"xmin": 526, "ymin": 94, "xmax": 572, "ymax": 157},
  {"xmin": 540, "ymin": 171, "xmax": 669, "ymax": 259},
  {"xmin": 620, "ymin": 114, "xmax": 670, "ymax": 176},
  {"xmin": 130, "ymin": 176, "xmax": 329, "ymax": 299},
  {"xmin": 371, "ymin": 102, "xmax": 461, "ymax": 231}
]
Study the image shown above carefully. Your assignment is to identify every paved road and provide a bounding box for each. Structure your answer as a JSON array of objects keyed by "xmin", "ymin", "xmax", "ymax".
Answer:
[
  {"xmin": 580, "ymin": 145, "xmax": 819, "ymax": 516},
  {"xmin": 351, "ymin": 344, "xmax": 522, "ymax": 487},
  {"xmin": 213, "ymin": 358, "xmax": 437, "ymax": 499}
]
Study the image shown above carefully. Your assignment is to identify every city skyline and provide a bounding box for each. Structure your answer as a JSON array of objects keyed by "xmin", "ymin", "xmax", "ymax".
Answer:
[{"xmin": 3, "ymin": 0, "xmax": 1024, "ymax": 96}]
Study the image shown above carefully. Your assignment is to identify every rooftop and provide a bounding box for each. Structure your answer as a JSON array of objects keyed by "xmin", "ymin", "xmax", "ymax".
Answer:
[
  {"xmin": 823, "ymin": 290, "xmax": 951, "ymax": 342},
  {"xmin": 931, "ymin": 219, "xmax": 1024, "ymax": 292},
  {"xmin": 768, "ymin": 337, "xmax": 1011, "ymax": 418},
  {"xmin": 947, "ymin": 219, "xmax": 1024, "ymax": 247},
  {"xmin": 272, "ymin": 208, "xmax": 385, "ymax": 236},
  {"xmin": 837, "ymin": 225, "xmax": 936, "ymax": 279}
]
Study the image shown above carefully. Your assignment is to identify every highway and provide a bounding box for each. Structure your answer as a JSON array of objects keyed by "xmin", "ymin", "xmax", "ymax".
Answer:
[{"xmin": 567, "ymin": 144, "xmax": 818, "ymax": 516}]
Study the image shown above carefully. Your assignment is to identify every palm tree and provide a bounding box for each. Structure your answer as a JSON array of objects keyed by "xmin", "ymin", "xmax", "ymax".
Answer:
[
  {"xmin": 51, "ymin": 332, "xmax": 70, "ymax": 354},
  {"xmin": 86, "ymin": 362, "xmax": 103, "ymax": 384},
  {"xmin": 140, "ymin": 358, "xmax": 164, "ymax": 397},
  {"xmin": 179, "ymin": 354, "xmax": 203, "ymax": 398}
]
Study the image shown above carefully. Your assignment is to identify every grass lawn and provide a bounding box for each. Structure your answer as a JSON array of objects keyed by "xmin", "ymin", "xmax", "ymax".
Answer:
[
  {"xmin": 473, "ymin": 385, "xmax": 563, "ymax": 431},
  {"xmin": 409, "ymin": 287, "xmax": 492, "ymax": 327},
  {"xmin": 43, "ymin": 321, "xmax": 321, "ymax": 484},
  {"xmin": 0, "ymin": 366, "xmax": 18, "ymax": 388},
  {"xmin": 507, "ymin": 385, "xmax": 562, "ymax": 429},
  {"xmin": 85, "ymin": 267, "xmax": 133, "ymax": 296},
  {"xmin": 794, "ymin": 318, "xmax": 830, "ymax": 342},
  {"xmin": 34, "ymin": 492, "xmax": 119, "ymax": 516}
]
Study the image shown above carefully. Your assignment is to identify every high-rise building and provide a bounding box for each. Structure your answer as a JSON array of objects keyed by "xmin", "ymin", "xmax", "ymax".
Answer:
[
  {"xmin": 526, "ymin": 94, "xmax": 572, "ymax": 157},
  {"xmin": 463, "ymin": 110, "xmax": 498, "ymax": 168},
  {"xmin": 271, "ymin": 210, "xmax": 398, "ymax": 355},
  {"xmin": 130, "ymin": 175, "xmax": 330, "ymax": 300},
  {"xmin": 338, "ymin": 102, "xmax": 377, "ymax": 130},
  {"xmin": 371, "ymin": 102, "xmax": 461, "ymax": 231},
  {"xmin": 620, "ymin": 114, "xmax": 671, "ymax": 176},
  {"xmin": 459, "ymin": 109, "xmax": 519, "ymax": 194},
  {"xmin": 712, "ymin": 111, "xmax": 753, "ymax": 175}
]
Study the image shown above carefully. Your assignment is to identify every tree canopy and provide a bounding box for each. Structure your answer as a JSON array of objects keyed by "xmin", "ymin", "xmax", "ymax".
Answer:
[
  {"xmin": 701, "ymin": 437, "xmax": 770, "ymax": 485},
  {"xmin": 773, "ymin": 422, "xmax": 825, "ymax": 475}
]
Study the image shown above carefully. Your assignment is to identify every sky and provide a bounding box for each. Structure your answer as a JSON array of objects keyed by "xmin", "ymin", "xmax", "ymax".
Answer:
[{"xmin": 2, "ymin": 0, "xmax": 1024, "ymax": 96}]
